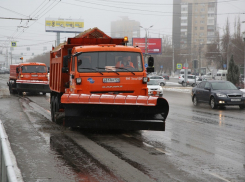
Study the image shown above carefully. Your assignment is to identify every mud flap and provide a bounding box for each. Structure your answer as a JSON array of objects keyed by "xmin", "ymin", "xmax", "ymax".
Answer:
[{"xmin": 63, "ymin": 98, "xmax": 169, "ymax": 131}]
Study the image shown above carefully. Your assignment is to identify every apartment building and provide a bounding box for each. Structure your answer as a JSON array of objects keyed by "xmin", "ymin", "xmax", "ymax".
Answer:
[
  {"xmin": 111, "ymin": 17, "xmax": 140, "ymax": 45},
  {"xmin": 172, "ymin": 0, "xmax": 217, "ymax": 69}
]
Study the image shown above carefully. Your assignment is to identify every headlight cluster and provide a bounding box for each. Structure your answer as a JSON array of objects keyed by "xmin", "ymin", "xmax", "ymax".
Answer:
[{"xmin": 216, "ymin": 93, "xmax": 227, "ymax": 98}]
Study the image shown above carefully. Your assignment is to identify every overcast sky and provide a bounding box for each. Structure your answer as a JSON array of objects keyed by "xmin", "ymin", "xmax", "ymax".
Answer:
[{"xmin": 0, "ymin": 0, "xmax": 245, "ymax": 62}]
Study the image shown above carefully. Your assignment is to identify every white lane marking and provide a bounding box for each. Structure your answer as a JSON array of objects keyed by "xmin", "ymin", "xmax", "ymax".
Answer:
[
  {"xmin": 209, "ymin": 173, "xmax": 231, "ymax": 182},
  {"xmin": 143, "ymin": 142, "xmax": 154, "ymax": 148},
  {"xmin": 155, "ymin": 148, "xmax": 167, "ymax": 154},
  {"xmin": 122, "ymin": 134, "xmax": 133, "ymax": 138}
]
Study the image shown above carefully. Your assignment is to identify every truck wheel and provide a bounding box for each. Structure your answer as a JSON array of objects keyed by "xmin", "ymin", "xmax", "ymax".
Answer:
[
  {"xmin": 53, "ymin": 96, "xmax": 60, "ymax": 123},
  {"xmin": 9, "ymin": 84, "xmax": 13, "ymax": 94},
  {"xmin": 160, "ymin": 82, "xmax": 165, "ymax": 86},
  {"xmin": 51, "ymin": 96, "xmax": 55, "ymax": 122},
  {"xmin": 210, "ymin": 97, "xmax": 217, "ymax": 109}
]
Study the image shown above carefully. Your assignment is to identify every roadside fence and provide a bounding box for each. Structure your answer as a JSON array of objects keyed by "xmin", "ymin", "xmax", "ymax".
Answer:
[{"xmin": 0, "ymin": 120, "xmax": 20, "ymax": 182}]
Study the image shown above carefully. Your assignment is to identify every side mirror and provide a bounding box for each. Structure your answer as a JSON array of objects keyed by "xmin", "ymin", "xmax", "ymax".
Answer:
[
  {"xmin": 47, "ymin": 67, "xmax": 50, "ymax": 73},
  {"xmin": 62, "ymin": 67, "xmax": 69, "ymax": 73},
  {"xmin": 147, "ymin": 57, "xmax": 154, "ymax": 73},
  {"xmin": 16, "ymin": 67, "xmax": 19, "ymax": 73},
  {"xmin": 204, "ymin": 87, "xmax": 211, "ymax": 90},
  {"xmin": 148, "ymin": 57, "xmax": 154, "ymax": 67},
  {"xmin": 63, "ymin": 55, "xmax": 69, "ymax": 67}
]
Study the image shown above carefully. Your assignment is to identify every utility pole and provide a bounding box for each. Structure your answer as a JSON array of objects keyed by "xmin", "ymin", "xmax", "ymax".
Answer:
[
  {"xmin": 227, "ymin": 40, "xmax": 230, "ymax": 70},
  {"xmin": 242, "ymin": 21, "xmax": 245, "ymax": 89},
  {"xmin": 172, "ymin": 45, "xmax": 175, "ymax": 77},
  {"xmin": 140, "ymin": 25, "xmax": 153, "ymax": 64}
]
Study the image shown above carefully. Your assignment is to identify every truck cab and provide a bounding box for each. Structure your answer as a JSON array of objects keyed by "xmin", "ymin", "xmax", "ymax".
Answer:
[
  {"xmin": 64, "ymin": 45, "xmax": 148, "ymax": 96},
  {"xmin": 8, "ymin": 62, "xmax": 50, "ymax": 95}
]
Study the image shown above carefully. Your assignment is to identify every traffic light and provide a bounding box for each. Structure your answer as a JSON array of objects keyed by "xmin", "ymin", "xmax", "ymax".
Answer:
[
  {"xmin": 20, "ymin": 57, "xmax": 23, "ymax": 60},
  {"xmin": 193, "ymin": 60, "xmax": 198, "ymax": 69}
]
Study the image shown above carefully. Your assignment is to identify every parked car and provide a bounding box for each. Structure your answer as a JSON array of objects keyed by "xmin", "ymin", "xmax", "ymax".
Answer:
[
  {"xmin": 178, "ymin": 75, "xmax": 196, "ymax": 87},
  {"xmin": 161, "ymin": 73, "xmax": 169, "ymax": 80},
  {"xmin": 148, "ymin": 76, "xmax": 166, "ymax": 86},
  {"xmin": 147, "ymin": 79, "xmax": 163, "ymax": 97},
  {"xmin": 0, "ymin": 69, "xmax": 5, "ymax": 74},
  {"xmin": 191, "ymin": 80, "xmax": 245, "ymax": 109}
]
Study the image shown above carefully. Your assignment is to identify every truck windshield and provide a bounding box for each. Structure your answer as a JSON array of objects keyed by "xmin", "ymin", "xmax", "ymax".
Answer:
[
  {"xmin": 77, "ymin": 52, "xmax": 143, "ymax": 73},
  {"xmin": 21, "ymin": 66, "xmax": 46, "ymax": 73}
]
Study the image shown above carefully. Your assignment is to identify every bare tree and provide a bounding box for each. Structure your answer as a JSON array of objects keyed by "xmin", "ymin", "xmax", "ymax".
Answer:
[
  {"xmin": 152, "ymin": 35, "xmax": 173, "ymax": 74},
  {"xmin": 26, "ymin": 52, "xmax": 50, "ymax": 66}
]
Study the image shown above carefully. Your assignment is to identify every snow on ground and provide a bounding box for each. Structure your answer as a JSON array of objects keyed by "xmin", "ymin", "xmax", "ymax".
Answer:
[{"xmin": 162, "ymin": 86, "xmax": 192, "ymax": 94}]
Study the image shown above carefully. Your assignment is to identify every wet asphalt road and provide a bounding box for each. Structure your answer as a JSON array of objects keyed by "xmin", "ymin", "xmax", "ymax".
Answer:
[{"xmin": 0, "ymin": 74, "xmax": 245, "ymax": 182}]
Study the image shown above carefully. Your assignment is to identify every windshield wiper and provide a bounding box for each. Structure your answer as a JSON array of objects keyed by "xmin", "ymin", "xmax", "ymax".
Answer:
[
  {"xmin": 78, "ymin": 68, "xmax": 103, "ymax": 75},
  {"xmin": 96, "ymin": 67, "xmax": 119, "ymax": 75},
  {"xmin": 114, "ymin": 67, "xmax": 135, "ymax": 75}
]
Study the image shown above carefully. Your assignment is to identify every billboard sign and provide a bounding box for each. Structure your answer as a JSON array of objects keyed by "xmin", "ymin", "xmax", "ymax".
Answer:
[
  {"xmin": 132, "ymin": 38, "xmax": 162, "ymax": 54},
  {"xmin": 45, "ymin": 18, "xmax": 84, "ymax": 33}
]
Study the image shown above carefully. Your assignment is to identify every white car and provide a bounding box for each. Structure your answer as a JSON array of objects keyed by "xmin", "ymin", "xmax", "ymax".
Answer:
[
  {"xmin": 148, "ymin": 76, "xmax": 166, "ymax": 86},
  {"xmin": 147, "ymin": 79, "xmax": 163, "ymax": 97},
  {"xmin": 178, "ymin": 75, "xmax": 196, "ymax": 87}
]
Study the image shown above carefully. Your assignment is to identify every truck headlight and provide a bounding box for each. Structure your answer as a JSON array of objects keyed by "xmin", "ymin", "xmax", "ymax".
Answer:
[
  {"xmin": 143, "ymin": 77, "xmax": 148, "ymax": 83},
  {"xmin": 76, "ymin": 78, "xmax": 81, "ymax": 85},
  {"xmin": 217, "ymin": 93, "xmax": 226, "ymax": 98}
]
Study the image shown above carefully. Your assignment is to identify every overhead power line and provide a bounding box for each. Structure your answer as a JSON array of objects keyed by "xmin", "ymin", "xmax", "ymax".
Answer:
[{"xmin": 0, "ymin": 17, "xmax": 37, "ymax": 20}]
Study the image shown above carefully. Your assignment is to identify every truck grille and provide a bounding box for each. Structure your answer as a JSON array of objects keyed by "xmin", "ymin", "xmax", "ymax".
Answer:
[{"xmin": 91, "ymin": 91, "xmax": 134, "ymax": 94}]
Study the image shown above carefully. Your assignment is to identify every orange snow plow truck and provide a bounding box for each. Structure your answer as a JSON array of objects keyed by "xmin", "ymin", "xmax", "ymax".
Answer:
[
  {"xmin": 50, "ymin": 28, "xmax": 169, "ymax": 131},
  {"xmin": 7, "ymin": 62, "xmax": 50, "ymax": 95}
]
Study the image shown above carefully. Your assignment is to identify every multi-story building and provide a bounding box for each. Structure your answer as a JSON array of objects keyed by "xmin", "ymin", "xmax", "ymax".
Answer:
[
  {"xmin": 111, "ymin": 17, "xmax": 140, "ymax": 45},
  {"xmin": 172, "ymin": 0, "xmax": 217, "ymax": 70}
]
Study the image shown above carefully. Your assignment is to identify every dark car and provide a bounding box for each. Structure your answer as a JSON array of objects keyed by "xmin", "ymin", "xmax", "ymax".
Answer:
[
  {"xmin": 161, "ymin": 74, "xmax": 169, "ymax": 80},
  {"xmin": 191, "ymin": 80, "xmax": 245, "ymax": 109}
]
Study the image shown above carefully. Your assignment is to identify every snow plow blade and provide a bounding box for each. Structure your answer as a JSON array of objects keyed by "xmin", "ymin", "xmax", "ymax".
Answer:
[{"xmin": 61, "ymin": 94, "xmax": 169, "ymax": 131}]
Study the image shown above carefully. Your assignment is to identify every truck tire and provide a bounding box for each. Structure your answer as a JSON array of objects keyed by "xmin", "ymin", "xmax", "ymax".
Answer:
[
  {"xmin": 51, "ymin": 96, "xmax": 55, "ymax": 122},
  {"xmin": 9, "ymin": 83, "xmax": 13, "ymax": 94}
]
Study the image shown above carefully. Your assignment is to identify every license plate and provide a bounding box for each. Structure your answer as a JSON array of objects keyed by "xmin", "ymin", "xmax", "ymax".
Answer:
[
  {"xmin": 103, "ymin": 78, "xmax": 120, "ymax": 83},
  {"xmin": 231, "ymin": 99, "xmax": 241, "ymax": 101}
]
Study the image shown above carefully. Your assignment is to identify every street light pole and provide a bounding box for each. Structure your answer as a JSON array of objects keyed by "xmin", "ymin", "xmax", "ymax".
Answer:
[
  {"xmin": 243, "ymin": 31, "xmax": 245, "ymax": 89},
  {"xmin": 140, "ymin": 25, "xmax": 153, "ymax": 64}
]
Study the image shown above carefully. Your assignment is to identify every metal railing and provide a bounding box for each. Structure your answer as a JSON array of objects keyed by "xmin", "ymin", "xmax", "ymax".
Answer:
[{"xmin": 0, "ymin": 120, "xmax": 19, "ymax": 182}]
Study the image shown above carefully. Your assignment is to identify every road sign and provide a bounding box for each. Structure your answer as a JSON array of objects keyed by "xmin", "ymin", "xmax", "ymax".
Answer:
[
  {"xmin": 145, "ymin": 63, "xmax": 148, "ymax": 68},
  {"xmin": 160, "ymin": 65, "xmax": 163, "ymax": 68},
  {"xmin": 184, "ymin": 63, "xmax": 188, "ymax": 67},
  {"xmin": 176, "ymin": 63, "xmax": 182, "ymax": 69},
  {"xmin": 223, "ymin": 64, "xmax": 227, "ymax": 69},
  {"xmin": 11, "ymin": 42, "xmax": 16, "ymax": 47}
]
